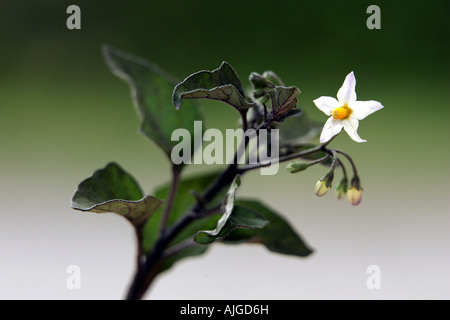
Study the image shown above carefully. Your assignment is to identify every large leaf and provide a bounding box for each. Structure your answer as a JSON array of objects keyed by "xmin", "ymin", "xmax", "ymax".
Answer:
[
  {"xmin": 102, "ymin": 45, "xmax": 204, "ymax": 161},
  {"xmin": 194, "ymin": 205, "xmax": 268, "ymax": 245},
  {"xmin": 173, "ymin": 61, "xmax": 255, "ymax": 112},
  {"xmin": 71, "ymin": 162, "xmax": 163, "ymax": 226},
  {"xmin": 224, "ymin": 199, "xmax": 313, "ymax": 257}
]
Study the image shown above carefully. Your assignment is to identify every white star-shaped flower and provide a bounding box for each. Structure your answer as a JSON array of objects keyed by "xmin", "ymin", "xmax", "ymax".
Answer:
[{"xmin": 313, "ymin": 71, "xmax": 383, "ymax": 143}]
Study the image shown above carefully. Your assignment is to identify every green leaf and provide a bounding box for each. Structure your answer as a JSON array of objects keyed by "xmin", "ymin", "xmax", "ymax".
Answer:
[
  {"xmin": 194, "ymin": 205, "xmax": 268, "ymax": 245},
  {"xmin": 225, "ymin": 199, "xmax": 313, "ymax": 257},
  {"xmin": 71, "ymin": 162, "xmax": 163, "ymax": 226},
  {"xmin": 102, "ymin": 45, "xmax": 204, "ymax": 161},
  {"xmin": 173, "ymin": 61, "xmax": 255, "ymax": 112}
]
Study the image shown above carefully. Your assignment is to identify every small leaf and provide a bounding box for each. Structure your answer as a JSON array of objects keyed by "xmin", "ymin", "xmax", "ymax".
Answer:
[
  {"xmin": 225, "ymin": 199, "xmax": 314, "ymax": 257},
  {"xmin": 194, "ymin": 205, "xmax": 268, "ymax": 245},
  {"xmin": 102, "ymin": 45, "xmax": 204, "ymax": 162},
  {"xmin": 268, "ymin": 86, "xmax": 301, "ymax": 121},
  {"xmin": 71, "ymin": 163, "xmax": 163, "ymax": 226},
  {"xmin": 249, "ymin": 70, "xmax": 285, "ymax": 101},
  {"xmin": 173, "ymin": 62, "xmax": 255, "ymax": 112},
  {"xmin": 192, "ymin": 175, "xmax": 246, "ymax": 244}
]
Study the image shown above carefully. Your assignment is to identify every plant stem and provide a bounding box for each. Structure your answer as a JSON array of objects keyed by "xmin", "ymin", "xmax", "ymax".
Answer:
[
  {"xmin": 126, "ymin": 142, "xmax": 329, "ymax": 299},
  {"xmin": 237, "ymin": 134, "xmax": 338, "ymax": 173},
  {"xmin": 125, "ymin": 162, "xmax": 240, "ymax": 300},
  {"xmin": 240, "ymin": 109, "xmax": 249, "ymax": 132},
  {"xmin": 159, "ymin": 165, "xmax": 181, "ymax": 236},
  {"xmin": 237, "ymin": 144, "xmax": 324, "ymax": 173},
  {"xmin": 126, "ymin": 125, "xmax": 337, "ymax": 300},
  {"xmin": 337, "ymin": 158, "xmax": 348, "ymax": 181},
  {"xmin": 133, "ymin": 225, "xmax": 144, "ymax": 274},
  {"xmin": 126, "ymin": 214, "xmax": 194, "ymax": 299},
  {"xmin": 307, "ymin": 153, "xmax": 331, "ymax": 166},
  {"xmin": 162, "ymin": 239, "xmax": 198, "ymax": 259},
  {"xmin": 328, "ymin": 149, "xmax": 338, "ymax": 171},
  {"xmin": 335, "ymin": 149, "xmax": 359, "ymax": 177}
]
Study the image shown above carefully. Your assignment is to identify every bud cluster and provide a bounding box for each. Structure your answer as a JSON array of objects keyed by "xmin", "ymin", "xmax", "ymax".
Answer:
[{"xmin": 286, "ymin": 147, "xmax": 364, "ymax": 206}]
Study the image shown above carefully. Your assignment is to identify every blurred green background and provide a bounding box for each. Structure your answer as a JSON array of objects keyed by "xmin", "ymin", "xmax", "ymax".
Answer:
[{"xmin": 0, "ymin": 0, "xmax": 448, "ymax": 299}]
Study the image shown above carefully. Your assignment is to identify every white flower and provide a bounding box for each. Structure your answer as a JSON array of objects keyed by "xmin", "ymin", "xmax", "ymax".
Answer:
[{"xmin": 313, "ymin": 71, "xmax": 383, "ymax": 143}]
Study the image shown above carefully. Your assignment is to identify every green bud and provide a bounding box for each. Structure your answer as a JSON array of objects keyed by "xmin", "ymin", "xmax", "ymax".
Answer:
[
  {"xmin": 286, "ymin": 161, "xmax": 309, "ymax": 173},
  {"xmin": 335, "ymin": 177, "xmax": 348, "ymax": 200},
  {"xmin": 253, "ymin": 90, "xmax": 267, "ymax": 99},
  {"xmin": 262, "ymin": 71, "xmax": 284, "ymax": 86},
  {"xmin": 249, "ymin": 71, "xmax": 284, "ymax": 91},
  {"xmin": 249, "ymin": 72, "xmax": 271, "ymax": 89}
]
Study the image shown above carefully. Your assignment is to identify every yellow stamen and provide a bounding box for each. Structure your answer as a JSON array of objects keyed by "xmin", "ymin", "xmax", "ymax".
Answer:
[{"xmin": 332, "ymin": 104, "xmax": 352, "ymax": 120}]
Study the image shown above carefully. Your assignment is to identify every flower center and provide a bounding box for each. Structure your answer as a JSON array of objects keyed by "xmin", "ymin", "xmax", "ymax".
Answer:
[{"xmin": 332, "ymin": 104, "xmax": 352, "ymax": 120}]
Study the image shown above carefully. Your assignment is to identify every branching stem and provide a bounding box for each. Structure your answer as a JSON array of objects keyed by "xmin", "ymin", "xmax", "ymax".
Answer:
[{"xmin": 126, "ymin": 123, "xmax": 339, "ymax": 300}]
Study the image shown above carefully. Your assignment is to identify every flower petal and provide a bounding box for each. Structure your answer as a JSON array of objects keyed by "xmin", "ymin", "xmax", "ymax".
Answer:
[
  {"xmin": 313, "ymin": 96, "xmax": 340, "ymax": 116},
  {"xmin": 342, "ymin": 118, "xmax": 366, "ymax": 143},
  {"xmin": 337, "ymin": 71, "xmax": 357, "ymax": 105},
  {"xmin": 320, "ymin": 117, "xmax": 343, "ymax": 143},
  {"xmin": 351, "ymin": 100, "xmax": 384, "ymax": 120}
]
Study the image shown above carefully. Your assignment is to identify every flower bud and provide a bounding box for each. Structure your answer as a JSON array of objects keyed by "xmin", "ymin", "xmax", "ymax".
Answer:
[
  {"xmin": 347, "ymin": 177, "xmax": 363, "ymax": 205},
  {"xmin": 253, "ymin": 90, "xmax": 266, "ymax": 99},
  {"xmin": 335, "ymin": 177, "xmax": 348, "ymax": 200},
  {"xmin": 262, "ymin": 71, "xmax": 284, "ymax": 86},
  {"xmin": 286, "ymin": 161, "xmax": 309, "ymax": 174},
  {"xmin": 315, "ymin": 171, "xmax": 334, "ymax": 197},
  {"xmin": 249, "ymin": 72, "xmax": 270, "ymax": 89}
]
